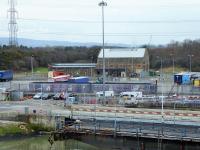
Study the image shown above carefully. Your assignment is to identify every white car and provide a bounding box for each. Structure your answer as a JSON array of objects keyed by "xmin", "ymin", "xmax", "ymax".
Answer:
[
  {"xmin": 158, "ymin": 95, "xmax": 168, "ymax": 100},
  {"xmin": 96, "ymin": 91, "xmax": 114, "ymax": 98},
  {"xmin": 33, "ymin": 93, "xmax": 43, "ymax": 99},
  {"xmin": 120, "ymin": 91, "xmax": 143, "ymax": 98}
]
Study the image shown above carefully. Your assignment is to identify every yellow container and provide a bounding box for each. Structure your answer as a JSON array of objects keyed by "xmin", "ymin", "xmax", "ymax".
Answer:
[{"xmin": 194, "ymin": 80, "xmax": 200, "ymax": 87}]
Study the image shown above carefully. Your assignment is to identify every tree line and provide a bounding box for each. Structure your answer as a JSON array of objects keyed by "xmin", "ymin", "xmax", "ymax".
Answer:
[
  {"xmin": 0, "ymin": 45, "xmax": 100, "ymax": 71},
  {"xmin": 0, "ymin": 39, "xmax": 200, "ymax": 72},
  {"xmin": 149, "ymin": 39, "xmax": 200, "ymax": 71}
]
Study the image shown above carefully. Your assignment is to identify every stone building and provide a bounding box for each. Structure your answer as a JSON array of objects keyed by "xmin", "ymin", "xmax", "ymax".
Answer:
[{"xmin": 96, "ymin": 48, "xmax": 149, "ymax": 77}]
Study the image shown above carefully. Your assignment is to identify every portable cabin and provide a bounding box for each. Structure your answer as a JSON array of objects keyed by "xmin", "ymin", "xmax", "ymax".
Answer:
[
  {"xmin": 194, "ymin": 79, "xmax": 200, "ymax": 87},
  {"xmin": 0, "ymin": 70, "xmax": 13, "ymax": 82},
  {"xmin": 174, "ymin": 73, "xmax": 183, "ymax": 84},
  {"xmin": 174, "ymin": 72, "xmax": 193, "ymax": 85},
  {"xmin": 182, "ymin": 73, "xmax": 192, "ymax": 84}
]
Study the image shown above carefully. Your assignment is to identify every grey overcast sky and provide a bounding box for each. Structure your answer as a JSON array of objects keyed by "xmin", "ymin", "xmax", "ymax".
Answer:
[{"xmin": 1, "ymin": 0, "xmax": 200, "ymax": 45}]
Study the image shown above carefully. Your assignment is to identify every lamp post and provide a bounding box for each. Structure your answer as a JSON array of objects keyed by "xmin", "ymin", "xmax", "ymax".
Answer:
[
  {"xmin": 173, "ymin": 102, "xmax": 177, "ymax": 125},
  {"xmin": 94, "ymin": 94, "xmax": 97, "ymax": 132},
  {"xmin": 114, "ymin": 99, "xmax": 117, "ymax": 137},
  {"xmin": 157, "ymin": 56, "xmax": 164, "ymax": 126},
  {"xmin": 91, "ymin": 56, "xmax": 93, "ymax": 79},
  {"xmin": 99, "ymin": 0, "xmax": 107, "ymax": 104},
  {"xmin": 160, "ymin": 58, "xmax": 164, "ymax": 125},
  {"xmin": 31, "ymin": 55, "xmax": 34, "ymax": 76},
  {"xmin": 40, "ymin": 83, "xmax": 43, "ymax": 107},
  {"xmin": 188, "ymin": 54, "xmax": 194, "ymax": 72},
  {"xmin": 170, "ymin": 53, "xmax": 175, "ymax": 75},
  {"xmin": 83, "ymin": 85, "xmax": 86, "ymax": 105}
]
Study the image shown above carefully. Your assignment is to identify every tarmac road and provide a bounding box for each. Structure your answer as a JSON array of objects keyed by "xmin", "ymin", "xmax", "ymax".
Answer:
[{"xmin": 1, "ymin": 99, "xmax": 200, "ymax": 127}]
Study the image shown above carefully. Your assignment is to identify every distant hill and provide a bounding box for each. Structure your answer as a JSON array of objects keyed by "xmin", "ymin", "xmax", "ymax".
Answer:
[{"xmin": 0, "ymin": 37, "xmax": 130, "ymax": 47}]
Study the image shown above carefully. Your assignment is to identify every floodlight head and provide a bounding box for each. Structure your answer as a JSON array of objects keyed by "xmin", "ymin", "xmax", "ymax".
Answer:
[{"xmin": 99, "ymin": 1, "xmax": 107, "ymax": 7}]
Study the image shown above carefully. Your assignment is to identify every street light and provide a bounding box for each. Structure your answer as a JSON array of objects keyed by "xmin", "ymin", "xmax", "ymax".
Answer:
[
  {"xmin": 188, "ymin": 54, "xmax": 194, "ymax": 72},
  {"xmin": 91, "ymin": 56, "xmax": 93, "ymax": 78},
  {"xmin": 157, "ymin": 56, "xmax": 164, "ymax": 125},
  {"xmin": 173, "ymin": 102, "xmax": 177, "ymax": 125},
  {"xmin": 83, "ymin": 85, "xmax": 86, "ymax": 105},
  {"xmin": 170, "ymin": 53, "xmax": 175, "ymax": 75},
  {"xmin": 31, "ymin": 55, "xmax": 34, "ymax": 76},
  {"xmin": 99, "ymin": 0, "xmax": 107, "ymax": 104}
]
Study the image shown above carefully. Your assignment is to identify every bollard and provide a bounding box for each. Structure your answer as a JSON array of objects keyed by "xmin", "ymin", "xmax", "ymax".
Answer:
[
  {"xmin": 141, "ymin": 142, "xmax": 145, "ymax": 150},
  {"xmin": 180, "ymin": 142, "xmax": 185, "ymax": 150},
  {"xmin": 114, "ymin": 120, "xmax": 117, "ymax": 138},
  {"xmin": 118, "ymin": 124, "xmax": 121, "ymax": 132},
  {"xmin": 93, "ymin": 118, "xmax": 97, "ymax": 135},
  {"xmin": 137, "ymin": 128, "xmax": 140, "ymax": 150},
  {"xmin": 98, "ymin": 123, "xmax": 100, "ymax": 130}
]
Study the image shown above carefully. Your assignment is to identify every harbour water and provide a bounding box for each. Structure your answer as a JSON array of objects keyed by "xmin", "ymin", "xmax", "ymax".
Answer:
[{"xmin": 0, "ymin": 135, "xmax": 200, "ymax": 150}]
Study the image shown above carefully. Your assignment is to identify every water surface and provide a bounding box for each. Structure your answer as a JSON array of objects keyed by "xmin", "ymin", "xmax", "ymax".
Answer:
[{"xmin": 0, "ymin": 135, "xmax": 199, "ymax": 150}]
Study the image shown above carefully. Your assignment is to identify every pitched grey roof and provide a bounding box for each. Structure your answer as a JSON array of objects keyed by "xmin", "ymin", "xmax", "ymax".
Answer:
[
  {"xmin": 98, "ymin": 48, "xmax": 146, "ymax": 58},
  {"xmin": 50, "ymin": 63, "xmax": 96, "ymax": 68}
]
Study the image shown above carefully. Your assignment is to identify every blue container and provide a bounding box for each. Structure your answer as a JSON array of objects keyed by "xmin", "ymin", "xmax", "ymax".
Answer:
[
  {"xmin": 174, "ymin": 74, "xmax": 182, "ymax": 84},
  {"xmin": 68, "ymin": 77, "xmax": 89, "ymax": 83},
  {"xmin": 182, "ymin": 74, "xmax": 191, "ymax": 84},
  {"xmin": 174, "ymin": 73, "xmax": 193, "ymax": 85},
  {"xmin": 0, "ymin": 70, "xmax": 13, "ymax": 82}
]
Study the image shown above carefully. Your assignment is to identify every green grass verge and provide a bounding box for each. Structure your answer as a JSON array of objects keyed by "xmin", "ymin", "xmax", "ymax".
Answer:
[
  {"xmin": 0, "ymin": 123, "xmax": 54, "ymax": 137},
  {"xmin": 27, "ymin": 123, "xmax": 54, "ymax": 132},
  {"xmin": 162, "ymin": 67, "xmax": 187, "ymax": 73},
  {"xmin": 33, "ymin": 67, "xmax": 48, "ymax": 74},
  {"xmin": 0, "ymin": 125, "xmax": 26, "ymax": 136}
]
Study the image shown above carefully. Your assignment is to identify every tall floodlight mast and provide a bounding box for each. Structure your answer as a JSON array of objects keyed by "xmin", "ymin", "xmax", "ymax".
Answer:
[{"xmin": 99, "ymin": 0, "xmax": 107, "ymax": 104}]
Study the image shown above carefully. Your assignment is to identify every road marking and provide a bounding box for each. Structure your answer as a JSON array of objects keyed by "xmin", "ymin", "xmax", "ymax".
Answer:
[
  {"xmin": 123, "ymin": 110, "xmax": 128, "ymax": 113},
  {"xmin": 178, "ymin": 114, "xmax": 184, "ymax": 116},
  {"xmin": 72, "ymin": 107, "xmax": 200, "ymax": 118},
  {"xmin": 165, "ymin": 112, "xmax": 171, "ymax": 116}
]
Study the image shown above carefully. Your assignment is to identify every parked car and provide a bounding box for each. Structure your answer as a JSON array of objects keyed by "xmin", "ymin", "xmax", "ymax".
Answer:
[
  {"xmin": 65, "ymin": 96, "xmax": 79, "ymax": 105},
  {"xmin": 129, "ymin": 72, "xmax": 138, "ymax": 78},
  {"xmin": 42, "ymin": 93, "xmax": 52, "ymax": 100},
  {"xmin": 69, "ymin": 93, "xmax": 77, "ymax": 97},
  {"xmin": 53, "ymin": 93, "xmax": 65, "ymax": 100},
  {"xmin": 96, "ymin": 91, "xmax": 114, "ymax": 98},
  {"xmin": 33, "ymin": 93, "xmax": 43, "ymax": 99},
  {"xmin": 120, "ymin": 91, "xmax": 143, "ymax": 98}
]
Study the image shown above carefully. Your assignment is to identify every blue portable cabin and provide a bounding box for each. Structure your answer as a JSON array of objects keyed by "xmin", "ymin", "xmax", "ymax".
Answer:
[
  {"xmin": 174, "ymin": 72, "xmax": 193, "ymax": 85},
  {"xmin": 0, "ymin": 70, "xmax": 13, "ymax": 82},
  {"xmin": 182, "ymin": 73, "xmax": 192, "ymax": 84},
  {"xmin": 174, "ymin": 73, "xmax": 183, "ymax": 84}
]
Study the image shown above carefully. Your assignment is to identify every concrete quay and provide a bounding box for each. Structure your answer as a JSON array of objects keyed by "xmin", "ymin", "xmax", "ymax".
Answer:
[{"xmin": 1, "ymin": 100, "xmax": 200, "ymax": 143}]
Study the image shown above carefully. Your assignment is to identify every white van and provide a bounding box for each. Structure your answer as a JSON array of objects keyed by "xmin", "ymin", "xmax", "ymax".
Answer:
[
  {"xmin": 120, "ymin": 91, "xmax": 143, "ymax": 98},
  {"xmin": 119, "ymin": 91, "xmax": 142, "ymax": 105},
  {"xmin": 96, "ymin": 91, "xmax": 114, "ymax": 98}
]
